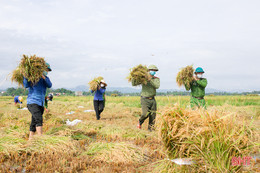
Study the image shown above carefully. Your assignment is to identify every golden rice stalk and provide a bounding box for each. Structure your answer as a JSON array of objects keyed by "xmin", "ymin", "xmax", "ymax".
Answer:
[
  {"xmin": 176, "ymin": 65, "xmax": 194, "ymax": 90},
  {"xmin": 85, "ymin": 142, "xmax": 147, "ymax": 164},
  {"xmin": 127, "ymin": 64, "xmax": 151, "ymax": 85},
  {"xmin": 157, "ymin": 106, "xmax": 256, "ymax": 172},
  {"xmin": 88, "ymin": 76, "xmax": 104, "ymax": 91},
  {"xmin": 11, "ymin": 54, "xmax": 47, "ymax": 86},
  {"xmin": 11, "ymin": 68, "xmax": 24, "ymax": 87}
]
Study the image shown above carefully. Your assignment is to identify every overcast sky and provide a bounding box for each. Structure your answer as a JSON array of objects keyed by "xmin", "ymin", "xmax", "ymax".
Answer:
[{"xmin": 0, "ymin": 0, "xmax": 259, "ymax": 91}]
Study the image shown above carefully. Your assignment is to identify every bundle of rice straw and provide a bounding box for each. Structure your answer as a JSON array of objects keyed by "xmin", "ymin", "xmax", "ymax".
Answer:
[
  {"xmin": 88, "ymin": 76, "xmax": 104, "ymax": 91},
  {"xmin": 11, "ymin": 68, "xmax": 24, "ymax": 87},
  {"xmin": 157, "ymin": 105, "xmax": 257, "ymax": 172},
  {"xmin": 176, "ymin": 65, "xmax": 194, "ymax": 90},
  {"xmin": 11, "ymin": 55, "xmax": 47, "ymax": 86},
  {"xmin": 127, "ymin": 64, "xmax": 151, "ymax": 85}
]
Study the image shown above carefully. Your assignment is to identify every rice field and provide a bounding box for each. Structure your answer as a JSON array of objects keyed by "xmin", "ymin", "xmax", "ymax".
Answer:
[{"xmin": 0, "ymin": 96, "xmax": 259, "ymax": 172}]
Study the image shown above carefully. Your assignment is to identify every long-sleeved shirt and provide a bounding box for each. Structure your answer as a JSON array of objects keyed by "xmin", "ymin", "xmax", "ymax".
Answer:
[
  {"xmin": 185, "ymin": 78, "xmax": 207, "ymax": 98},
  {"xmin": 91, "ymin": 87, "xmax": 106, "ymax": 101},
  {"xmin": 132, "ymin": 77, "xmax": 160, "ymax": 97},
  {"xmin": 14, "ymin": 96, "xmax": 22, "ymax": 103},
  {"xmin": 23, "ymin": 76, "xmax": 52, "ymax": 107}
]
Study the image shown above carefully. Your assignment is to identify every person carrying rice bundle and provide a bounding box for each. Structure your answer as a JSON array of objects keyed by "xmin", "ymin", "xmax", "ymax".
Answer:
[
  {"xmin": 88, "ymin": 76, "xmax": 104, "ymax": 91},
  {"xmin": 91, "ymin": 80, "xmax": 107, "ymax": 120},
  {"xmin": 185, "ymin": 67, "xmax": 207, "ymax": 108},
  {"xmin": 131, "ymin": 65, "xmax": 160, "ymax": 131},
  {"xmin": 23, "ymin": 62, "xmax": 52, "ymax": 140}
]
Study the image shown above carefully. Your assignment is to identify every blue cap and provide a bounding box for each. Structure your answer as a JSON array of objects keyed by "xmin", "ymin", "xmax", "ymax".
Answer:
[
  {"xmin": 195, "ymin": 67, "xmax": 204, "ymax": 73},
  {"xmin": 46, "ymin": 62, "xmax": 52, "ymax": 71}
]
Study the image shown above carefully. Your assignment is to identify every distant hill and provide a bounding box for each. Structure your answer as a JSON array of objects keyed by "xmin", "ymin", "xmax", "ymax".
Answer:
[{"xmin": 68, "ymin": 85, "xmax": 141, "ymax": 93}]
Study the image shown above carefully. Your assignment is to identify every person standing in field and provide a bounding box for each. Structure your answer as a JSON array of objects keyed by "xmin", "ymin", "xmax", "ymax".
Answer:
[
  {"xmin": 132, "ymin": 65, "xmax": 160, "ymax": 131},
  {"xmin": 23, "ymin": 63, "xmax": 52, "ymax": 140},
  {"xmin": 91, "ymin": 80, "xmax": 107, "ymax": 120},
  {"xmin": 185, "ymin": 67, "xmax": 207, "ymax": 108},
  {"xmin": 14, "ymin": 96, "xmax": 23, "ymax": 108}
]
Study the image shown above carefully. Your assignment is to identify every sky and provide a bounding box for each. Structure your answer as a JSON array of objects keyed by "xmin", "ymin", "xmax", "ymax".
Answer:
[{"xmin": 0, "ymin": 0, "xmax": 259, "ymax": 91}]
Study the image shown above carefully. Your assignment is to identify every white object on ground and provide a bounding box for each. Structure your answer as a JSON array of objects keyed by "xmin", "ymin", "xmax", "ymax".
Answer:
[
  {"xmin": 168, "ymin": 158, "xmax": 194, "ymax": 165},
  {"xmin": 66, "ymin": 111, "xmax": 75, "ymax": 115},
  {"xmin": 84, "ymin": 110, "xmax": 95, "ymax": 112},
  {"xmin": 17, "ymin": 107, "xmax": 28, "ymax": 110},
  {"xmin": 66, "ymin": 119, "xmax": 82, "ymax": 126},
  {"xmin": 78, "ymin": 106, "xmax": 84, "ymax": 108}
]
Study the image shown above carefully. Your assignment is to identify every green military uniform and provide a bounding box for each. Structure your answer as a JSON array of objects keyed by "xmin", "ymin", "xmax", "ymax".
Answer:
[
  {"xmin": 185, "ymin": 78, "xmax": 207, "ymax": 108},
  {"xmin": 132, "ymin": 71, "xmax": 160, "ymax": 130}
]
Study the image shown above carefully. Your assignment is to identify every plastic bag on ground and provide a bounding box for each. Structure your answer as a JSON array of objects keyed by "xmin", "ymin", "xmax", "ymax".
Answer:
[
  {"xmin": 168, "ymin": 158, "xmax": 194, "ymax": 165},
  {"xmin": 66, "ymin": 111, "xmax": 75, "ymax": 115},
  {"xmin": 84, "ymin": 110, "xmax": 94, "ymax": 112},
  {"xmin": 66, "ymin": 119, "xmax": 82, "ymax": 126}
]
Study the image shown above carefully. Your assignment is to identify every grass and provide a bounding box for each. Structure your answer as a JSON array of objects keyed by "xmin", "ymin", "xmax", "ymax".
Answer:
[
  {"xmin": 83, "ymin": 142, "xmax": 147, "ymax": 164},
  {"xmin": 157, "ymin": 106, "xmax": 258, "ymax": 172},
  {"xmin": 0, "ymin": 95, "xmax": 259, "ymax": 172}
]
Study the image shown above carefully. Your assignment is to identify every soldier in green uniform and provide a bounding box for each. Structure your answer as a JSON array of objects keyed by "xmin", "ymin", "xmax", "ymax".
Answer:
[
  {"xmin": 132, "ymin": 65, "xmax": 160, "ymax": 131},
  {"xmin": 185, "ymin": 67, "xmax": 207, "ymax": 108}
]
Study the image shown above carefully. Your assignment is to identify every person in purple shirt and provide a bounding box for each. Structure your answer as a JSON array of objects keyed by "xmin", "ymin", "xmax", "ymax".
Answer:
[
  {"xmin": 91, "ymin": 80, "xmax": 107, "ymax": 120},
  {"xmin": 23, "ymin": 63, "xmax": 52, "ymax": 140}
]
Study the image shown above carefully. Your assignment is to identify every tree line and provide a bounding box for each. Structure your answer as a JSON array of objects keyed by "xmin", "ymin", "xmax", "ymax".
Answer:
[{"xmin": 1, "ymin": 87, "xmax": 259, "ymax": 97}]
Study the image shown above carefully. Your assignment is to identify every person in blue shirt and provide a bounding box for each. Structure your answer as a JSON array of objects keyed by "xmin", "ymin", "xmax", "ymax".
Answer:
[
  {"xmin": 14, "ymin": 96, "xmax": 24, "ymax": 108},
  {"xmin": 23, "ymin": 63, "xmax": 52, "ymax": 140},
  {"xmin": 91, "ymin": 80, "xmax": 107, "ymax": 120}
]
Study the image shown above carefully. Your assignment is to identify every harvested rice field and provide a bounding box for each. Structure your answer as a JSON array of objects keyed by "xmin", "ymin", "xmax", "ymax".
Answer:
[{"xmin": 0, "ymin": 96, "xmax": 259, "ymax": 172}]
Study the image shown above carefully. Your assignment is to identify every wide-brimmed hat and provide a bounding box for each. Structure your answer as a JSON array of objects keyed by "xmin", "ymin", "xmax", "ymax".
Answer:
[
  {"xmin": 100, "ymin": 80, "xmax": 107, "ymax": 86},
  {"xmin": 148, "ymin": 65, "xmax": 159, "ymax": 71}
]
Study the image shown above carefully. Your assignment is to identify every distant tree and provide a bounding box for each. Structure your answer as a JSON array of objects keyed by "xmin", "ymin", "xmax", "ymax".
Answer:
[{"xmin": 2, "ymin": 87, "xmax": 28, "ymax": 96}]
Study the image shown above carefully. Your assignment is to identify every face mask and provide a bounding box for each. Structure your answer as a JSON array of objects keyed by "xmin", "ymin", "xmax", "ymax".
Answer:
[
  {"xmin": 43, "ymin": 71, "xmax": 48, "ymax": 76},
  {"xmin": 197, "ymin": 74, "xmax": 203, "ymax": 78},
  {"xmin": 100, "ymin": 84, "xmax": 105, "ymax": 87},
  {"xmin": 149, "ymin": 71, "xmax": 156, "ymax": 76}
]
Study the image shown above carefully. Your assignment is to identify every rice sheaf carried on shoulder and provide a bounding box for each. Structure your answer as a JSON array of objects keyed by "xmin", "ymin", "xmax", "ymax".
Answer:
[
  {"xmin": 127, "ymin": 64, "xmax": 151, "ymax": 85},
  {"xmin": 176, "ymin": 65, "xmax": 194, "ymax": 90},
  {"xmin": 88, "ymin": 76, "xmax": 104, "ymax": 91},
  {"xmin": 11, "ymin": 55, "xmax": 47, "ymax": 86}
]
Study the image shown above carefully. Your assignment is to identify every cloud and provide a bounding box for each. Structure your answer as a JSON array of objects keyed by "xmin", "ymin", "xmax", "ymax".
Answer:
[{"xmin": 0, "ymin": 0, "xmax": 260, "ymax": 90}]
